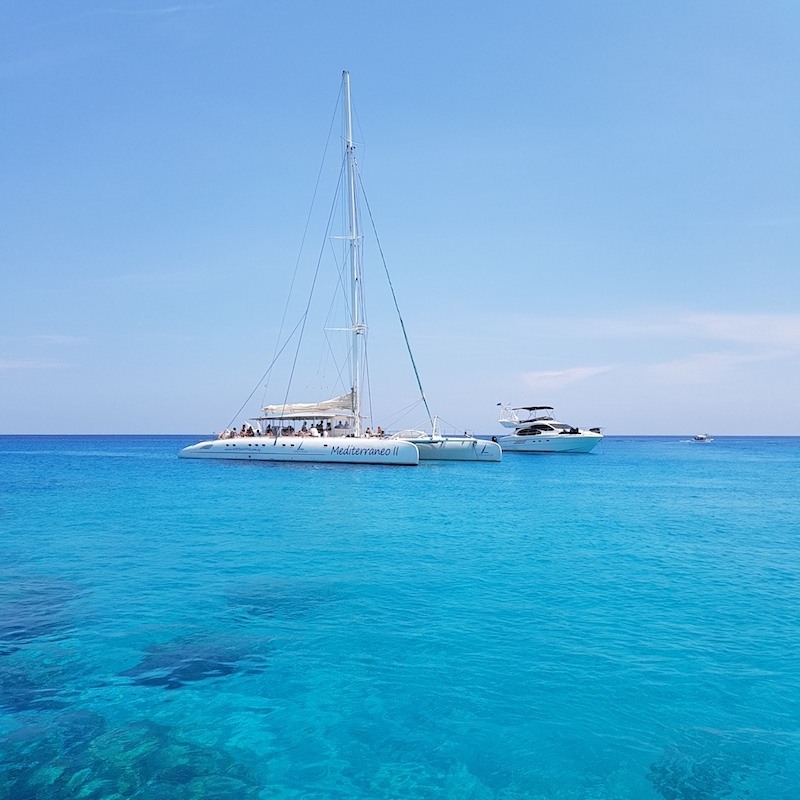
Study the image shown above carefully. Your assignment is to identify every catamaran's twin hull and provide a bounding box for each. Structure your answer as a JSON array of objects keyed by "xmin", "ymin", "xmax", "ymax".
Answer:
[
  {"xmin": 498, "ymin": 432, "xmax": 602, "ymax": 454},
  {"xmin": 404, "ymin": 437, "xmax": 502, "ymax": 462},
  {"xmin": 179, "ymin": 436, "xmax": 420, "ymax": 465}
]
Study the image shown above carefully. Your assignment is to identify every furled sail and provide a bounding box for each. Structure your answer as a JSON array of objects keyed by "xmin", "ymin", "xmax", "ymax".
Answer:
[{"xmin": 261, "ymin": 392, "xmax": 355, "ymax": 420}]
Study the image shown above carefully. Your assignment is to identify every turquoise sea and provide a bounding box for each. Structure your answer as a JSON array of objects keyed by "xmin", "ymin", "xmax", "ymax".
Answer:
[{"xmin": 1, "ymin": 435, "xmax": 798, "ymax": 799}]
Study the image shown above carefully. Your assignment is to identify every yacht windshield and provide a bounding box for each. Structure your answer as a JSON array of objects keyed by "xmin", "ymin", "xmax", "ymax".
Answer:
[{"xmin": 518, "ymin": 424, "xmax": 555, "ymax": 435}]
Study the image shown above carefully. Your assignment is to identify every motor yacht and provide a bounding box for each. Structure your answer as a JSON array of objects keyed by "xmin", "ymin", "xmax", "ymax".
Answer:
[{"xmin": 495, "ymin": 404, "xmax": 603, "ymax": 454}]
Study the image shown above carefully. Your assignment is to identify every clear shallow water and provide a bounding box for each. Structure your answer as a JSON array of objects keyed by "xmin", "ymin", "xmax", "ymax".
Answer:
[{"xmin": 1, "ymin": 435, "xmax": 798, "ymax": 798}]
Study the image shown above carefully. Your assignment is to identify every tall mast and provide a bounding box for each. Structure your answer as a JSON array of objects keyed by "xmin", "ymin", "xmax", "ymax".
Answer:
[{"xmin": 343, "ymin": 70, "xmax": 364, "ymax": 436}]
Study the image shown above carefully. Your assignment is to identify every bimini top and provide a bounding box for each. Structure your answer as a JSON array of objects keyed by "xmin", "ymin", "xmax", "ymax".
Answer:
[{"xmin": 514, "ymin": 406, "xmax": 554, "ymax": 412}]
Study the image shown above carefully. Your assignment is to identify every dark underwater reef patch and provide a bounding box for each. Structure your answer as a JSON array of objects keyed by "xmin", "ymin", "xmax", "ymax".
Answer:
[
  {"xmin": 0, "ymin": 666, "xmax": 66, "ymax": 713},
  {"xmin": 119, "ymin": 635, "xmax": 269, "ymax": 690},
  {"xmin": 0, "ymin": 578, "xmax": 84, "ymax": 656},
  {"xmin": 648, "ymin": 744, "xmax": 735, "ymax": 800},
  {"xmin": 0, "ymin": 718, "xmax": 261, "ymax": 799},
  {"xmin": 647, "ymin": 728, "xmax": 787, "ymax": 800}
]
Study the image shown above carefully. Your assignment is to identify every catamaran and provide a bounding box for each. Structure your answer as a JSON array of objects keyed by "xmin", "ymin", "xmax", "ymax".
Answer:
[
  {"xmin": 391, "ymin": 418, "xmax": 501, "ymax": 462},
  {"xmin": 180, "ymin": 73, "xmax": 498, "ymax": 465}
]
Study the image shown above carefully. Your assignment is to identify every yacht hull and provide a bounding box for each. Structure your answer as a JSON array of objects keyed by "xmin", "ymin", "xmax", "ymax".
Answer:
[
  {"xmin": 498, "ymin": 432, "xmax": 602, "ymax": 454},
  {"xmin": 401, "ymin": 437, "xmax": 502, "ymax": 462},
  {"xmin": 179, "ymin": 436, "xmax": 419, "ymax": 465}
]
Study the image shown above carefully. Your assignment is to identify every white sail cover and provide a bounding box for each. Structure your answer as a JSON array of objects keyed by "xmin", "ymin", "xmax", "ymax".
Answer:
[{"xmin": 261, "ymin": 392, "xmax": 355, "ymax": 420}]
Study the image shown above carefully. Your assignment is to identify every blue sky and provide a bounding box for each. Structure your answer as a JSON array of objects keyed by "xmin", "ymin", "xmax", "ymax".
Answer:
[{"xmin": 2, "ymin": 1, "xmax": 799, "ymax": 435}]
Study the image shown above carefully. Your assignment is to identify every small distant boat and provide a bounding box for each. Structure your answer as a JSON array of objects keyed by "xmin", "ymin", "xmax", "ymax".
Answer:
[
  {"xmin": 692, "ymin": 433, "xmax": 714, "ymax": 442},
  {"xmin": 495, "ymin": 404, "xmax": 603, "ymax": 454}
]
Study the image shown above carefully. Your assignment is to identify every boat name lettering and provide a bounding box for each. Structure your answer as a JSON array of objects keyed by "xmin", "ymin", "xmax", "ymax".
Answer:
[{"xmin": 330, "ymin": 445, "xmax": 396, "ymax": 457}]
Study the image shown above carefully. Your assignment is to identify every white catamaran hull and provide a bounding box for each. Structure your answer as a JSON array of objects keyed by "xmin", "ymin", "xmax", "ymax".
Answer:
[
  {"xmin": 400, "ymin": 436, "xmax": 502, "ymax": 462},
  {"xmin": 179, "ymin": 436, "xmax": 419, "ymax": 465},
  {"xmin": 498, "ymin": 432, "xmax": 602, "ymax": 454}
]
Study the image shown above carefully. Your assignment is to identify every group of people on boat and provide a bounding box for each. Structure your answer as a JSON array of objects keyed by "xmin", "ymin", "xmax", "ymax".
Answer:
[{"xmin": 217, "ymin": 422, "xmax": 386, "ymax": 440}]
